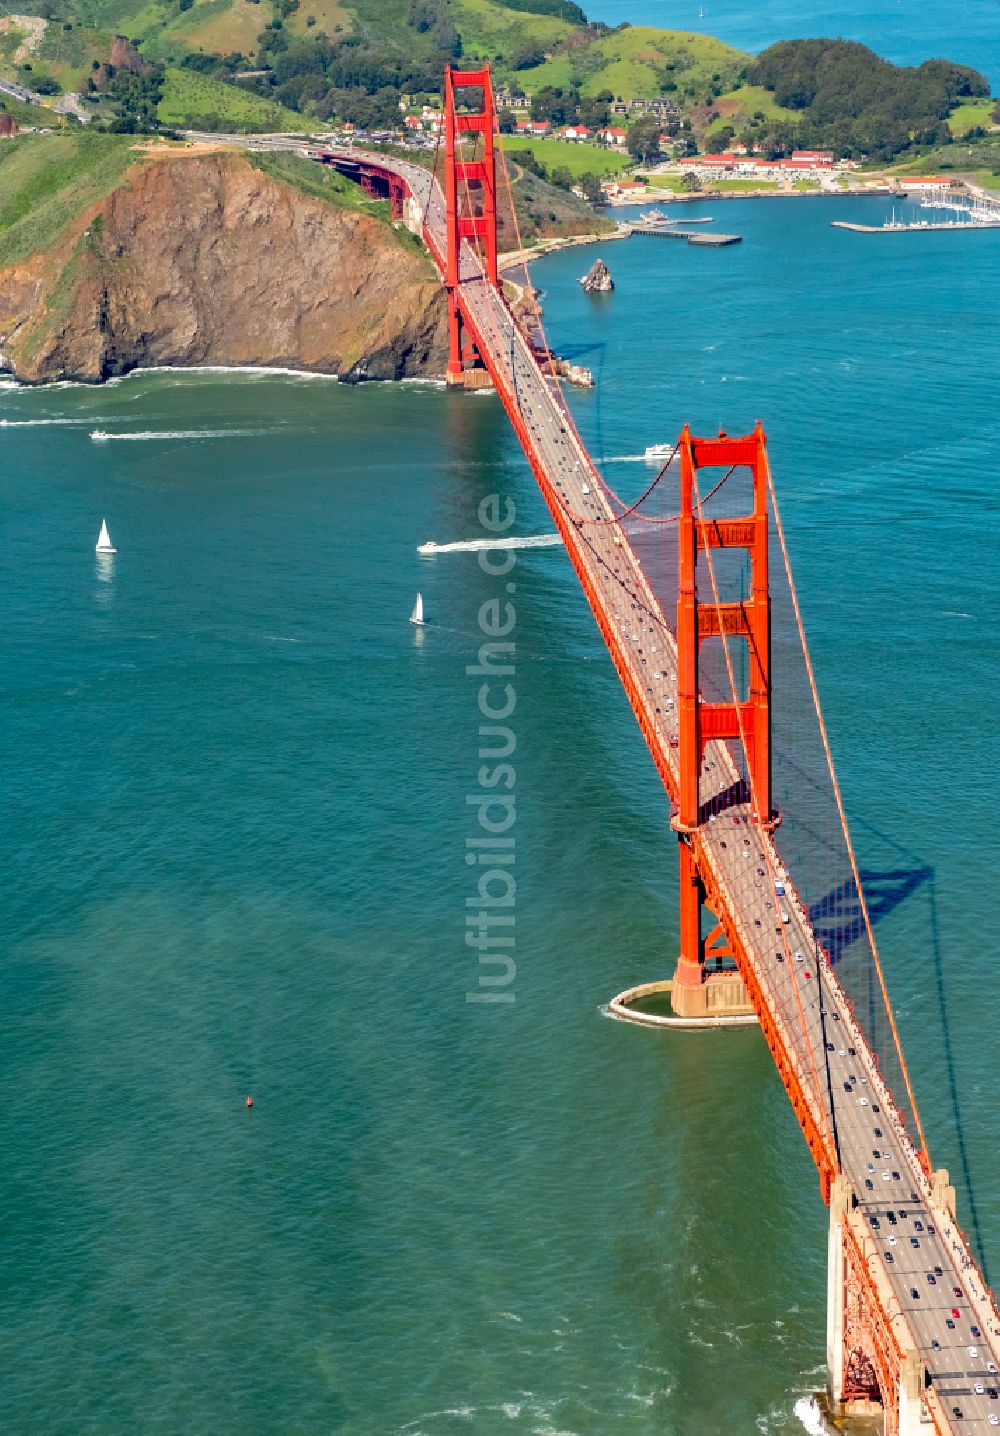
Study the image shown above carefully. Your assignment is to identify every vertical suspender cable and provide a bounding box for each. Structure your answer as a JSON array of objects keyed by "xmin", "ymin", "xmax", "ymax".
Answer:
[
  {"xmin": 764, "ymin": 452, "xmax": 930, "ymax": 1166},
  {"xmin": 689, "ymin": 450, "xmax": 838, "ymax": 1173}
]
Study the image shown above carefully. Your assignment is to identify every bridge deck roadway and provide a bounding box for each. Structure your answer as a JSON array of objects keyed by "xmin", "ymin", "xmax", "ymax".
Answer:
[{"xmin": 320, "ymin": 144, "xmax": 999, "ymax": 1431}]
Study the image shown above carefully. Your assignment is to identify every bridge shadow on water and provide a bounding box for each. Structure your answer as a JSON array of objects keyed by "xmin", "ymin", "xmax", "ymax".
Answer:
[
  {"xmin": 809, "ymin": 831, "xmax": 991, "ymax": 1283},
  {"xmin": 809, "ymin": 866, "xmax": 934, "ymax": 962}
]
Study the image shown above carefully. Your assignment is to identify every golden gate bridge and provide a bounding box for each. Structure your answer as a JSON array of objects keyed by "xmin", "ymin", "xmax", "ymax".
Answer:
[{"xmin": 320, "ymin": 66, "xmax": 1000, "ymax": 1435}]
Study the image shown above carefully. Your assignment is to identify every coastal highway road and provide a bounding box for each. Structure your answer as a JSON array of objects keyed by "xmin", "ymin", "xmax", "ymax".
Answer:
[{"xmin": 0, "ymin": 77, "xmax": 89, "ymax": 121}]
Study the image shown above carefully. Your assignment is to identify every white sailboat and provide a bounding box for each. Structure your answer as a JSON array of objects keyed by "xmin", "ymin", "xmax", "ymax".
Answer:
[
  {"xmin": 409, "ymin": 592, "xmax": 425, "ymax": 626},
  {"xmin": 95, "ymin": 518, "xmax": 116, "ymax": 554}
]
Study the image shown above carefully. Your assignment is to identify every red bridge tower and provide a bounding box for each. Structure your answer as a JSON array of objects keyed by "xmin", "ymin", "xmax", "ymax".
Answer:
[
  {"xmin": 670, "ymin": 423, "xmax": 773, "ymax": 1019},
  {"xmin": 443, "ymin": 64, "xmax": 498, "ymax": 386}
]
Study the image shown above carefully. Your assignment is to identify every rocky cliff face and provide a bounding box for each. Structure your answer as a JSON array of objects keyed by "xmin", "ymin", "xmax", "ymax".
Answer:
[{"xmin": 0, "ymin": 152, "xmax": 449, "ymax": 383}]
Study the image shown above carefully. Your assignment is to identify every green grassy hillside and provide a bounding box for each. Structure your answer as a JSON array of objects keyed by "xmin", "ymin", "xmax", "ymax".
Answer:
[
  {"xmin": 501, "ymin": 134, "xmax": 630, "ymax": 176},
  {"xmin": 705, "ymin": 83, "xmax": 800, "ymax": 135},
  {"xmin": 947, "ymin": 99, "xmax": 996, "ymax": 136},
  {"xmin": 452, "ymin": 0, "xmax": 571, "ymax": 58},
  {"xmin": 343, "ymin": 0, "xmax": 450, "ymax": 58},
  {"xmin": 518, "ymin": 26, "xmax": 745, "ymax": 100},
  {"xmin": 0, "ymin": 0, "xmax": 269, "ymax": 74},
  {"xmin": 0, "ymin": 132, "xmax": 138, "ymax": 267},
  {"xmin": 157, "ymin": 68, "xmax": 312, "ymax": 130}
]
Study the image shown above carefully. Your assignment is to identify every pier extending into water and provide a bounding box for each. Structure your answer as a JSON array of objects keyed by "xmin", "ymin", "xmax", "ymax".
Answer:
[
  {"xmin": 629, "ymin": 222, "xmax": 742, "ymax": 245},
  {"xmin": 834, "ymin": 189, "xmax": 1000, "ymax": 234},
  {"xmin": 833, "ymin": 218, "xmax": 1000, "ymax": 233}
]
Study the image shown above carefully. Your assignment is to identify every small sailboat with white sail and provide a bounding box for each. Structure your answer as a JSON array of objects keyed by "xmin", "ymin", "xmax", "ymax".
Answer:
[
  {"xmin": 409, "ymin": 592, "xmax": 425, "ymax": 626},
  {"xmin": 95, "ymin": 518, "xmax": 116, "ymax": 555}
]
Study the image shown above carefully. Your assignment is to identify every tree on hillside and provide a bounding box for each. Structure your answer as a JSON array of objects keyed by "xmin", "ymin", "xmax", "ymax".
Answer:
[
  {"xmin": 513, "ymin": 147, "xmax": 546, "ymax": 179},
  {"xmin": 577, "ymin": 172, "xmax": 603, "ymax": 203},
  {"xmin": 327, "ymin": 84, "xmax": 401, "ymax": 130},
  {"xmin": 512, "ymin": 44, "xmax": 546, "ymax": 71},
  {"xmin": 705, "ymin": 126, "xmax": 734, "ymax": 154},
  {"xmin": 407, "ymin": 0, "xmax": 460, "ymax": 58},
  {"xmin": 577, "ymin": 89, "xmax": 612, "ymax": 128},
  {"xmin": 757, "ymin": 125, "xmax": 794, "ymax": 159},
  {"xmin": 626, "ymin": 116, "xmax": 661, "ymax": 163},
  {"xmin": 97, "ymin": 49, "xmax": 165, "ymax": 132},
  {"xmin": 530, "ymin": 85, "xmax": 576, "ymax": 125}
]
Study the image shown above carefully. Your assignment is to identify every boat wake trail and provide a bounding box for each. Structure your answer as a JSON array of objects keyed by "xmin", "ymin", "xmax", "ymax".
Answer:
[
  {"xmin": 418, "ymin": 534, "xmax": 562, "ymax": 555},
  {"xmin": 0, "ymin": 418, "xmax": 88, "ymax": 427},
  {"xmin": 90, "ymin": 428, "xmax": 265, "ymax": 442},
  {"xmin": 604, "ymin": 452, "xmax": 681, "ymax": 465}
]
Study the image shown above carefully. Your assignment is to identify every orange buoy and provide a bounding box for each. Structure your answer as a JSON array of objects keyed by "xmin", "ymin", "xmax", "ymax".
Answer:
[{"xmin": 246, "ymin": 1095, "xmax": 253, "ymax": 1109}]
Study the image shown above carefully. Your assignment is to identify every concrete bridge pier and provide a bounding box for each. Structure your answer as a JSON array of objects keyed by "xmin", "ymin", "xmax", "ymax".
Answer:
[
  {"xmin": 827, "ymin": 1175, "xmax": 936, "ymax": 1436},
  {"xmin": 668, "ymin": 963, "xmax": 754, "ymax": 1019},
  {"xmin": 897, "ymin": 1350, "xmax": 929, "ymax": 1436},
  {"xmin": 403, "ymin": 195, "xmax": 424, "ymax": 236}
]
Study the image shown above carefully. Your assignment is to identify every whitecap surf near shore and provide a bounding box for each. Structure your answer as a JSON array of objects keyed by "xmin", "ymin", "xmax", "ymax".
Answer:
[{"xmin": 129, "ymin": 364, "xmax": 341, "ymax": 382}]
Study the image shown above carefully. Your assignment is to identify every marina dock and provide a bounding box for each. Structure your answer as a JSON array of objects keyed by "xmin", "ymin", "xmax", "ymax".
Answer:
[
  {"xmin": 630, "ymin": 223, "xmax": 742, "ymax": 245},
  {"xmin": 833, "ymin": 190, "xmax": 1000, "ymax": 234},
  {"xmin": 832, "ymin": 218, "xmax": 1000, "ymax": 233}
]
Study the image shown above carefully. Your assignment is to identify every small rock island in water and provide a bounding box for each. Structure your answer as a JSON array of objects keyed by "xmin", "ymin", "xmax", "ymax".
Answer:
[{"xmin": 580, "ymin": 258, "xmax": 614, "ymax": 293}]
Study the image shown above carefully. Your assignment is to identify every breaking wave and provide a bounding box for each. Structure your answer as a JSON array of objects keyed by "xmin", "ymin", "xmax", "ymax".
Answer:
[
  {"xmin": 130, "ymin": 364, "xmax": 340, "ymax": 381},
  {"xmin": 793, "ymin": 1395, "xmax": 828, "ymax": 1435}
]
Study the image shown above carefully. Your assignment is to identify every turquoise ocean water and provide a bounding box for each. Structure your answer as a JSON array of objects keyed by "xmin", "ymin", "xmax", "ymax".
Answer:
[{"xmin": 2, "ymin": 197, "xmax": 998, "ymax": 1433}]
